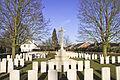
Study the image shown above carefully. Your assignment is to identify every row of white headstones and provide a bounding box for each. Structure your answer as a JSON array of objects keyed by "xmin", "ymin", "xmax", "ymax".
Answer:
[
  {"xmin": 78, "ymin": 53, "xmax": 120, "ymax": 64},
  {"xmin": 1, "ymin": 52, "xmax": 120, "ymax": 80},
  {"xmin": 0, "ymin": 53, "xmax": 32, "ymax": 73},
  {"xmin": 9, "ymin": 59, "xmax": 120, "ymax": 80},
  {"xmin": 0, "ymin": 53, "xmax": 47, "ymax": 73}
]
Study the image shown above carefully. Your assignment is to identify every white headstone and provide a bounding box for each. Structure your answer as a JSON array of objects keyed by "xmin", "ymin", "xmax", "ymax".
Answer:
[
  {"xmin": 18, "ymin": 55, "xmax": 21, "ymax": 60},
  {"xmin": 63, "ymin": 61, "xmax": 69, "ymax": 72},
  {"xmin": 10, "ymin": 70, "xmax": 20, "ymax": 80},
  {"xmin": 118, "ymin": 56, "xmax": 120, "ymax": 63},
  {"xmin": 48, "ymin": 70, "xmax": 58, "ymax": 80},
  {"xmin": 95, "ymin": 54, "xmax": 97, "ymax": 59},
  {"xmin": 85, "ymin": 54, "xmax": 88, "ymax": 60},
  {"xmin": 29, "ymin": 55, "xmax": 32, "ymax": 61},
  {"xmin": 106, "ymin": 56, "xmax": 109, "ymax": 64},
  {"xmin": 23, "ymin": 53, "xmax": 26, "ymax": 60},
  {"xmin": 81, "ymin": 53, "xmax": 84, "ymax": 58},
  {"xmin": 20, "ymin": 54, "xmax": 23, "ymax": 58},
  {"xmin": 85, "ymin": 60, "xmax": 90, "ymax": 69},
  {"xmin": 102, "ymin": 67, "xmax": 110, "ymax": 80},
  {"xmin": 116, "ymin": 66, "xmax": 120, "ymax": 80},
  {"xmin": 100, "ymin": 57, "xmax": 104, "ymax": 64},
  {"xmin": 20, "ymin": 59, "xmax": 24, "ymax": 67},
  {"xmin": 7, "ymin": 55, "xmax": 10, "ymax": 61},
  {"xmin": 8, "ymin": 61, "xmax": 14, "ymax": 73},
  {"xmin": 15, "ymin": 54, "xmax": 18, "ymax": 59},
  {"xmin": 67, "ymin": 69, "xmax": 77, "ymax": 80},
  {"xmin": 8, "ymin": 58, "xmax": 13, "ymax": 62},
  {"xmin": 14, "ymin": 58, "xmax": 18, "ymax": 67},
  {"xmin": 32, "ymin": 61, "xmax": 38, "ymax": 72},
  {"xmin": 88, "ymin": 55, "xmax": 91, "ymax": 60},
  {"xmin": 41, "ymin": 61, "xmax": 46, "ymax": 73},
  {"xmin": 84, "ymin": 68, "xmax": 93, "ymax": 80},
  {"xmin": 78, "ymin": 61, "xmax": 83, "ymax": 71},
  {"xmin": 92, "ymin": 54, "xmax": 95, "ymax": 59},
  {"xmin": 2, "ymin": 58, "xmax": 7, "ymax": 62},
  {"xmin": 25, "ymin": 54, "xmax": 28, "ymax": 61},
  {"xmin": 79, "ymin": 53, "xmax": 81, "ymax": 58},
  {"xmin": 48, "ymin": 62, "xmax": 54, "ymax": 70},
  {"xmin": 43, "ymin": 54, "xmax": 45, "ymax": 58},
  {"xmin": 112, "ymin": 56, "xmax": 115, "ymax": 64},
  {"xmin": 28, "ymin": 70, "xmax": 38, "ymax": 80},
  {"xmin": 71, "ymin": 61, "xmax": 76, "ymax": 69},
  {"xmin": 0, "ymin": 58, "xmax": 7, "ymax": 73}
]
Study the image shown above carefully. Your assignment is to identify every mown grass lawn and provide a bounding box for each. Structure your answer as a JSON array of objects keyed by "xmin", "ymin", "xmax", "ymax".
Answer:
[{"xmin": 0, "ymin": 54, "xmax": 120, "ymax": 80}]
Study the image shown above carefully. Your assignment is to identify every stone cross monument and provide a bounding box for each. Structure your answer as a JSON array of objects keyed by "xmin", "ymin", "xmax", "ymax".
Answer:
[{"xmin": 59, "ymin": 27, "xmax": 65, "ymax": 50}]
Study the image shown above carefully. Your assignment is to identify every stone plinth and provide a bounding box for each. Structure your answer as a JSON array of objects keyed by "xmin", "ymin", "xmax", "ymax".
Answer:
[{"xmin": 55, "ymin": 50, "xmax": 69, "ymax": 61}]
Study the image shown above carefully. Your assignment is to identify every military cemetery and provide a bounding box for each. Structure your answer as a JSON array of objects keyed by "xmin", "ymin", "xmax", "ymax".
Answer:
[{"xmin": 0, "ymin": 27, "xmax": 119, "ymax": 80}]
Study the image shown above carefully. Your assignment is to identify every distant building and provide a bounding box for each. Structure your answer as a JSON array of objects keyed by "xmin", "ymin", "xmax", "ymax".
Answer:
[
  {"xmin": 66, "ymin": 42, "xmax": 91, "ymax": 50},
  {"xmin": 77, "ymin": 42, "xmax": 91, "ymax": 48},
  {"xmin": 20, "ymin": 40, "xmax": 38, "ymax": 52}
]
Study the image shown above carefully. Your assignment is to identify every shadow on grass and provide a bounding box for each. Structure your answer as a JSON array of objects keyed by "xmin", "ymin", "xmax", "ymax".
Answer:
[
  {"xmin": 16, "ymin": 62, "xmax": 31, "ymax": 70},
  {"xmin": 38, "ymin": 67, "xmax": 41, "ymax": 73},
  {"xmin": 94, "ymin": 73, "xmax": 101, "ymax": 80},
  {"xmin": 77, "ymin": 71, "xmax": 84, "ymax": 80},
  {"xmin": 20, "ymin": 72, "xmax": 28, "ymax": 80},
  {"xmin": 96, "ymin": 70, "xmax": 101, "ymax": 74},
  {"xmin": 112, "ymin": 63, "xmax": 120, "ymax": 66},
  {"xmin": 0, "ymin": 73, "xmax": 9, "ymax": 80},
  {"xmin": 59, "ymin": 73, "xmax": 68, "ymax": 80},
  {"xmin": 111, "ymin": 77, "xmax": 116, "ymax": 80},
  {"xmin": 38, "ymin": 72, "xmax": 48, "ymax": 80},
  {"xmin": 93, "ymin": 60, "xmax": 99, "ymax": 64}
]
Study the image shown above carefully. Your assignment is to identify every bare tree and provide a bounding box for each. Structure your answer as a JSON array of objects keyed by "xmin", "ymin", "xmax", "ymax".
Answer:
[
  {"xmin": 40, "ymin": 38, "xmax": 53, "ymax": 50},
  {"xmin": 78, "ymin": 0, "xmax": 120, "ymax": 57},
  {"xmin": 0, "ymin": 0, "xmax": 49, "ymax": 59},
  {"xmin": 64, "ymin": 35, "xmax": 72, "ymax": 47}
]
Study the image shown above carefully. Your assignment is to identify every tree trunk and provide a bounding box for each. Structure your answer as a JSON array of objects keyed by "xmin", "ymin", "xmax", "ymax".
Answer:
[
  {"xmin": 12, "ymin": 39, "xmax": 15, "ymax": 60},
  {"xmin": 103, "ymin": 44, "xmax": 107, "ymax": 58}
]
